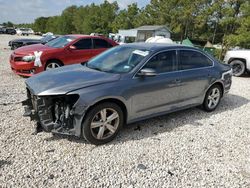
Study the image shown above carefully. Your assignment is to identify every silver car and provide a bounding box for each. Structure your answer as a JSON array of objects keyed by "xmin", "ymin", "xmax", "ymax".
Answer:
[{"xmin": 23, "ymin": 43, "xmax": 232, "ymax": 145}]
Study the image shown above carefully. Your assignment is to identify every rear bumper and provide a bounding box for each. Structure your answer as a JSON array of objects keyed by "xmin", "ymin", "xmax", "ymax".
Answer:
[{"xmin": 222, "ymin": 69, "xmax": 233, "ymax": 94}]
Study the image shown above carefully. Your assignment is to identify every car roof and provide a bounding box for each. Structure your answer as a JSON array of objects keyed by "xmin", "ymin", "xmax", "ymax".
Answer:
[
  {"xmin": 65, "ymin": 34, "xmax": 109, "ymax": 40},
  {"xmin": 121, "ymin": 42, "xmax": 199, "ymax": 51}
]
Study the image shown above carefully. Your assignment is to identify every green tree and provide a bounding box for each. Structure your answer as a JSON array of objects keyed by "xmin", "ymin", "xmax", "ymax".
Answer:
[
  {"xmin": 2, "ymin": 21, "xmax": 14, "ymax": 27},
  {"xmin": 111, "ymin": 3, "xmax": 140, "ymax": 32},
  {"xmin": 10, "ymin": 0, "xmax": 249, "ymax": 50},
  {"xmin": 57, "ymin": 5, "xmax": 78, "ymax": 34},
  {"xmin": 226, "ymin": 1, "xmax": 250, "ymax": 48},
  {"xmin": 73, "ymin": 1, "xmax": 118, "ymax": 35},
  {"xmin": 33, "ymin": 17, "xmax": 49, "ymax": 33},
  {"xmin": 45, "ymin": 16, "xmax": 61, "ymax": 34}
]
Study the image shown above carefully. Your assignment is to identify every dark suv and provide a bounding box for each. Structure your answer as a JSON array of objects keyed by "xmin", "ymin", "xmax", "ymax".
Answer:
[
  {"xmin": 5, "ymin": 28, "xmax": 16, "ymax": 35},
  {"xmin": 0, "ymin": 27, "xmax": 5, "ymax": 34}
]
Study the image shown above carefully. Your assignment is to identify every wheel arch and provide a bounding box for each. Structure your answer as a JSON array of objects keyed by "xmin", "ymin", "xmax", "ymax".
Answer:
[
  {"xmin": 85, "ymin": 97, "xmax": 128, "ymax": 124},
  {"xmin": 229, "ymin": 58, "xmax": 246, "ymax": 66},
  {"xmin": 206, "ymin": 81, "xmax": 224, "ymax": 97}
]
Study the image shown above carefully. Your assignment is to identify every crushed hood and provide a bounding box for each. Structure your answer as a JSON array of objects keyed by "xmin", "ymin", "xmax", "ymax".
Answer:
[{"xmin": 26, "ymin": 64, "xmax": 121, "ymax": 96}]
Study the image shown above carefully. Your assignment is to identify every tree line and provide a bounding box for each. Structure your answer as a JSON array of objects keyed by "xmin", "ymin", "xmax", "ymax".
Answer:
[{"xmin": 10, "ymin": 0, "xmax": 250, "ymax": 48}]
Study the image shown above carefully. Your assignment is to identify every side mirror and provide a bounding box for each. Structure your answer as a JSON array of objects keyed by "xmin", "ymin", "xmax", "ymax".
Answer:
[
  {"xmin": 69, "ymin": 45, "xmax": 76, "ymax": 50},
  {"xmin": 137, "ymin": 68, "xmax": 157, "ymax": 77}
]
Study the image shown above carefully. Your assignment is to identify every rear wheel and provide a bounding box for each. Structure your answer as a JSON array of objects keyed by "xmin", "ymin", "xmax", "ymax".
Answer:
[
  {"xmin": 82, "ymin": 102, "xmax": 124, "ymax": 145},
  {"xmin": 229, "ymin": 60, "xmax": 245, "ymax": 77},
  {"xmin": 203, "ymin": 85, "xmax": 222, "ymax": 112},
  {"xmin": 45, "ymin": 60, "xmax": 63, "ymax": 71}
]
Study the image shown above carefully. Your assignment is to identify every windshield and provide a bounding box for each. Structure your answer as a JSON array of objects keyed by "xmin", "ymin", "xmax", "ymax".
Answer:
[
  {"xmin": 41, "ymin": 35, "xmax": 56, "ymax": 43},
  {"xmin": 20, "ymin": 28, "xmax": 28, "ymax": 31},
  {"xmin": 40, "ymin": 35, "xmax": 52, "ymax": 42},
  {"xmin": 45, "ymin": 36, "xmax": 76, "ymax": 48},
  {"xmin": 86, "ymin": 46, "xmax": 150, "ymax": 73}
]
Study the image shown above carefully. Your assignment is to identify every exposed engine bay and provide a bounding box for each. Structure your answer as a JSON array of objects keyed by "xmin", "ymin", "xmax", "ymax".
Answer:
[{"xmin": 22, "ymin": 88, "xmax": 80, "ymax": 135}]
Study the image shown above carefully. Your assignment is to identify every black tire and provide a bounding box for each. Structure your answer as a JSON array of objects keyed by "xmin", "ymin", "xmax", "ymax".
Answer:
[
  {"xmin": 203, "ymin": 84, "xmax": 222, "ymax": 112},
  {"xmin": 45, "ymin": 60, "xmax": 63, "ymax": 70},
  {"xmin": 82, "ymin": 102, "xmax": 124, "ymax": 145},
  {"xmin": 229, "ymin": 60, "xmax": 246, "ymax": 77},
  {"xmin": 11, "ymin": 44, "xmax": 18, "ymax": 50}
]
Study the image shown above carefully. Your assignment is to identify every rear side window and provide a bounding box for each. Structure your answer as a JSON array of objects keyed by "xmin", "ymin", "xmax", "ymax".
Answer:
[
  {"xmin": 93, "ymin": 39, "xmax": 112, "ymax": 49},
  {"xmin": 143, "ymin": 50, "xmax": 176, "ymax": 73},
  {"xmin": 179, "ymin": 50, "xmax": 213, "ymax": 70},
  {"xmin": 73, "ymin": 39, "xmax": 92, "ymax": 49}
]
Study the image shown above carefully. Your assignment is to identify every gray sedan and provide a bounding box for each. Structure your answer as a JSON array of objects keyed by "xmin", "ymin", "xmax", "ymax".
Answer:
[{"xmin": 23, "ymin": 43, "xmax": 232, "ymax": 145}]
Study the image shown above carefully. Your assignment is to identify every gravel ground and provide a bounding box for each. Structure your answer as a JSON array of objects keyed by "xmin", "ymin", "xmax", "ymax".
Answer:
[{"xmin": 0, "ymin": 34, "xmax": 250, "ymax": 188}]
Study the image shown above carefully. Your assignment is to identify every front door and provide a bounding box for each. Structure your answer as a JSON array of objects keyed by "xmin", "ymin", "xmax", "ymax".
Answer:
[
  {"xmin": 130, "ymin": 50, "xmax": 181, "ymax": 119},
  {"xmin": 67, "ymin": 38, "xmax": 93, "ymax": 64}
]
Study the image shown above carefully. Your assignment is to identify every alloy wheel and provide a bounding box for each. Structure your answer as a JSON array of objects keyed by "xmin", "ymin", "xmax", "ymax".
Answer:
[
  {"xmin": 207, "ymin": 88, "xmax": 220, "ymax": 109},
  {"xmin": 46, "ymin": 62, "xmax": 61, "ymax": 70},
  {"xmin": 90, "ymin": 108, "xmax": 119, "ymax": 140}
]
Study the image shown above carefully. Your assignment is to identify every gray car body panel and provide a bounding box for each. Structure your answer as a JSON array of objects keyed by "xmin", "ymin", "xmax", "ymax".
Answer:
[{"xmin": 25, "ymin": 43, "xmax": 232, "ymax": 137}]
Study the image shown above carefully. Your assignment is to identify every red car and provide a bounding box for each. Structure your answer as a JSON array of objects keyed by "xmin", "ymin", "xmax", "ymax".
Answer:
[{"xmin": 9, "ymin": 35, "xmax": 118, "ymax": 77}]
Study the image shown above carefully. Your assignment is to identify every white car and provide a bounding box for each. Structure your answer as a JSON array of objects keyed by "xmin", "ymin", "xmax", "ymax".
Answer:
[
  {"xmin": 15, "ymin": 28, "xmax": 30, "ymax": 36},
  {"xmin": 27, "ymin": 28, "xmax": 34, "ymax": 35},
  {"xmin": 42, "ymin": 32, "xmax": 53, "ymax": 37},
  {"xmin": 224, "ymin": 50, "xmax": 250, "ymax": 76},
  {"xmin": 15, "ymin": 28, "xmax": 22, "ymax": 35}
]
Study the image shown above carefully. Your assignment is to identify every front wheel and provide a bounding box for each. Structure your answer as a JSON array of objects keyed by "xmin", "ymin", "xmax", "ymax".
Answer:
[
  {"xmin": 203, "ymin": 85, "xmax": 222, "ymax": 112},
  {"xmin": 45, "ymin": 61, "xmax": 63, "ymax": 70},
  {"xmin": 82, "ymin": 102, "xmax": 124, "ymax": 145},
  {"xmin": 230, "ymin": 60, "xmax": 245, "ymax": 77}
]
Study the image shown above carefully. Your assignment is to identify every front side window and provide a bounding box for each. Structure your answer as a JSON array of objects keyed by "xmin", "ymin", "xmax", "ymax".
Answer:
[
  {"xmin": 93, "ymin": 39, "xmax": 111, "ymax": 49},
  {"xmin": 45, "ymin": 36, "xmax": 77, "ymax": 48},
  {"xmin": 143, "ymin": 50, "xmax": 176, "ymax": 73},
  {"xmin": 179, "ymin": 50, "xmax": 213, "ymax": 70},
  {"xmin": 73, "ymin": 39, "xmax": 92, "ymax": 49},
  {"xmin": 86, "ymin": 46, "xmax": 150, "ymax": 73}
]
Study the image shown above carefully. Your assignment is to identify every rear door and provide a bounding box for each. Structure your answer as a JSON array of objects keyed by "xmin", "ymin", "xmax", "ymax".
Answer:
[
  {"xmin": 92, "ymin": 38, "xmax": 113, "ymax": 56},
  {"xmin": 66, "ymin": 38, "xmax": 93, "ymax": 64},
  {"xmin": 176, "ymin": 49, "xmax": 214, "ymax": 106}
]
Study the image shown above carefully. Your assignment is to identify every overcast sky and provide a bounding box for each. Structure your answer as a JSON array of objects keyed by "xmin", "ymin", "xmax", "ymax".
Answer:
[{"xmin": 0, "ymin": 0, "xmax": 150, "ymax": 24}]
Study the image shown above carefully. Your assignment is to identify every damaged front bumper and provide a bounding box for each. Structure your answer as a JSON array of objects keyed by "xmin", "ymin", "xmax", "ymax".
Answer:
[{"xmin": 22, "ymin": 88, "xmax": 84, "ymax": 137}]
